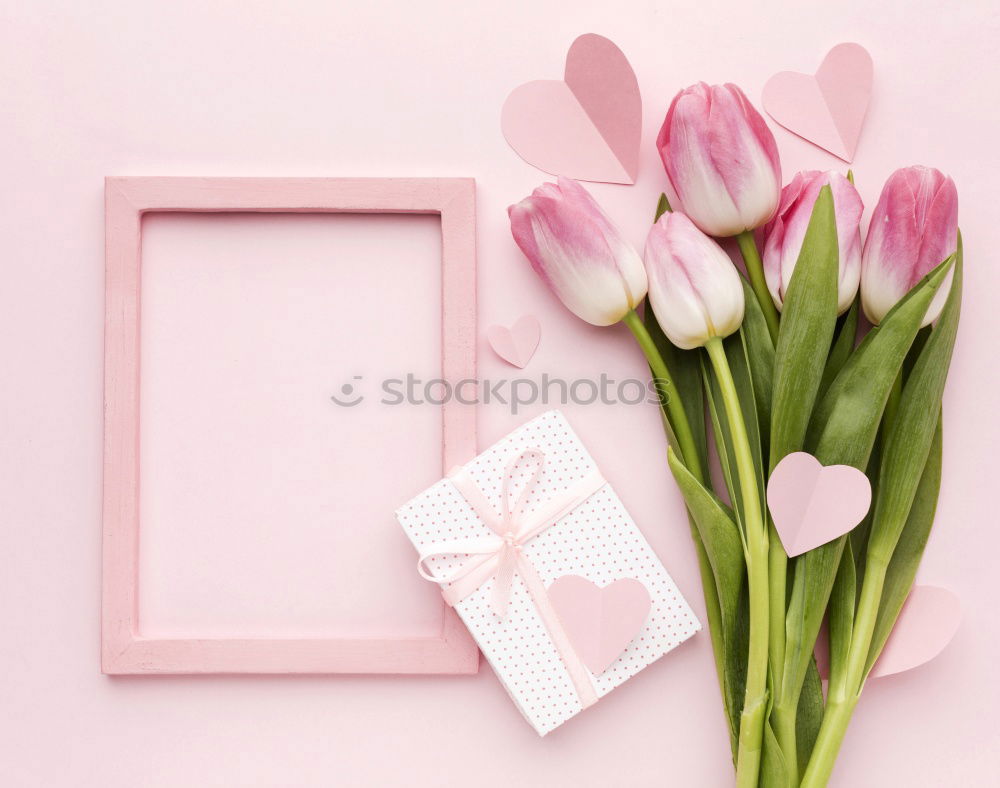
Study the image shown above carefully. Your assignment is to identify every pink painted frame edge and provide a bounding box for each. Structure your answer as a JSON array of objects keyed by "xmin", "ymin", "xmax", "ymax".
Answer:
[{"xmin": 102, "ymin": 176, "xmax": 479, "ymax": 675}]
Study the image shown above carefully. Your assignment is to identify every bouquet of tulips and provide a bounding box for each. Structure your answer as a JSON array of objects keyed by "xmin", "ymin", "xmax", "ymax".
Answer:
[{"xmin": 509, "ymin": 83, "xmax": 961, "ymax": 787}]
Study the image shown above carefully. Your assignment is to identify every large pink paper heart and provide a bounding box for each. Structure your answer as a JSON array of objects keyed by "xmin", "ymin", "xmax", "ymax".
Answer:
[
  {"xmin": 870, "ymin": 586, "xmax": 961, "ymax": 678},
  {"xmin": 547, "ymin": 575, "xmax": 651, "ymax": 675},
  {"xmin": 487, "ymin": 315, "xmax": 540, "ymax": 369},
  {"xmin": 762, "ymin": 42, "xmax": 873, "ymax": 162},
  {"xmin": 767, "ymin": 452, "xmax": 871, "ymax": 557},
  {"xmin": 501, "ymin": 34, "xmax": 641, "ymax": 184}
]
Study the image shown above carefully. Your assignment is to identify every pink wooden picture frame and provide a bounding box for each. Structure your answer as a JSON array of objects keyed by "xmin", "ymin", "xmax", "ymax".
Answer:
[{"xmin": 103, "ymin": 176, "xmax": 478, "ymax": 674}]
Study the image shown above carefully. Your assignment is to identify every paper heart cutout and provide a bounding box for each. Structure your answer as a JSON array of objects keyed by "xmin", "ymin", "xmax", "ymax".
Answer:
[
  {"xmin": 762, "ymin": 42, "xmax": 873, "ymax": 162},
  {"xmin": 487, "ymin": 315, "xmax": 541, "ymax": 369},
  {"xmin": 814, "ymin": 585, "xmax": 961, "ymax": 680},
  {"xmin": 547, "ymin": 575, "xmax": 651, "ymax": 675},
  {"xmin": 767, "ymin": 452, "xmax": 871, "ymax": 557},
  {"xmin": 501, "ymin": 33, "xmax": 641, "ymax": 184},
  {"xmin": 870, "ymin": 585, "xmax": 961, "ymax": 678}
]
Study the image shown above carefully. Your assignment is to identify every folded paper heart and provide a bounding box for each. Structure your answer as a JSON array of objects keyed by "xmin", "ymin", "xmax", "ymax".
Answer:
[
  {"xmin": 813, "ymin": 585, "xmax": 961, "ymax": 680},
  {"xmin": 870, "ymin": 585, "xmax": 961, "ymax": 678},
  {"xmin": 767, "ymin": 451, "xmax": 872, "ymax": 557},
  {"xmin": 487, "ymin": 315, "xmax": 541, "ymax": 368},
  {"xmin": 547, "ymin": 575, "xmax": 651, "ymax": 675},
  {"xmin": 762, "ymin": 42, "xmax": 873, "ymax": 162},
  {"xmin": 501, "ymin": 33, "xmax": 641, "ymax": 184}
]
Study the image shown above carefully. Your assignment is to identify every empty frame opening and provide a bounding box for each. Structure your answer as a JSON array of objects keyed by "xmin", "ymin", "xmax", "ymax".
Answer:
[{"xmin": 137, "ymin": 212, "xmax": 446, "ymax": 638}]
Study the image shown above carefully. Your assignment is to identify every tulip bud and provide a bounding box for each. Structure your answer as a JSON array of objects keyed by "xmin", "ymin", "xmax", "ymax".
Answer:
[
  {"xmin": 763, "ymin": 171, "xmax": 863, "ymax": 315},
  {"xmin": 644, "ymin": 212, "xmax": 745, "ymax": 349},
  {"xmin": 508, "ymin": 178, "xmax": 647, "ymax": 326},
  {"xmin": 656, "ymin": 83, "xmax": 781, "ymax": 238},
  {"xmin": 861, "ymin": 166, "xmax": 958, "ymax": 326}
]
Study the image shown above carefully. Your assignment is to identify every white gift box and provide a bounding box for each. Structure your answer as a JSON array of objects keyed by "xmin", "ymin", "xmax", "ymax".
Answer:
[{"xmin": 396, "ymin": 410, "xmax": 700, "ymax": 735}]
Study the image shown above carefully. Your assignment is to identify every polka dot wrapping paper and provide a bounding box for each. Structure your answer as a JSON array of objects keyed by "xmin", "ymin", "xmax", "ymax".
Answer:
[{"xmin": 396, "ymin": 410, "xmax": 701, "ymax": 735}]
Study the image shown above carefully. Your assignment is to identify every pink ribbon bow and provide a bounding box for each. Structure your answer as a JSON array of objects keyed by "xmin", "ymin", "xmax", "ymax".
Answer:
[{"xmin": 417, "ymin": 448, "xmax": 605, "ymax": 708}]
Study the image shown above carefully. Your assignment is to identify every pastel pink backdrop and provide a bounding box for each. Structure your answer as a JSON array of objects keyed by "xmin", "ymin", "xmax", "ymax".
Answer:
[{"xmin": 1, "ymin": 1, "xmax": 998, "ymax": 786}]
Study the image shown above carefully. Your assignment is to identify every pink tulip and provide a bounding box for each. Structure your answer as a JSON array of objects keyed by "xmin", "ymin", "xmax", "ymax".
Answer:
[
  {"xmin": 656, "ymin": 83, "xmax": 781, "ymax": 238},
  {"xmin": 508, "ymin": 177, "xmax": 647, "ymax": 326},
  {"xmin": 763, "ymin": 171, "xmax": 864, "ymax": 315},
  {"xmin": 861, "ymin": 166, "xmax": 958, "ymax": 326},
  {"xmin": 644, "ymin": 212, "xmax": 745, "ymax": 349}
]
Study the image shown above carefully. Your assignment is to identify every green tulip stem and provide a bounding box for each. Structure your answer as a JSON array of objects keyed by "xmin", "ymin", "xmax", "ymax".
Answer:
[
  {"xmin": 643, "ymin": 194, "xmax": 740, "ymax": 754},
  {"xmin": 800, "ymin": 696, "xmax": 856, "ymax": 788},
  {"xmin": 627, "ymin": 302, "xmax": 743, "ymax": 757},
  {"xmin": 767, "ymin": 521, "xmax": 794, "ymax": 775},
  {"xmin": 737, "ymin": 231, "xmax": 780, "ymax": 343},
  {"xmin": 622, "ymin": 309, "xmax": 700, "ymax": 476},
  {"xmin": 705, "ymin": 336, "xmax": 770, "ymax": 788},
  {"xmin": 801, "ymin": 555, "xmax": 889, "ymax": 787}
]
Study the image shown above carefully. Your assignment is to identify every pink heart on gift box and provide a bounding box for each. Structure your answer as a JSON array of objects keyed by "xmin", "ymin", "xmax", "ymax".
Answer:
[
  {"xmin": 547, "ymin": 575, "xmax": 651, "ymax": 675},
  {"xmin": 762, "ymin": 42, "xmax": 873, "ymax": 162},
  {"xmin": 487, "ymin": 315, "xmax": 541, "ymax": 368},
  {"xmin": 501, "ymin": 33, "xmax": 641, "ymax": 184},
  {"xmin": 767, "ymin": 452, "xmax": 872, "ymax": 557}
]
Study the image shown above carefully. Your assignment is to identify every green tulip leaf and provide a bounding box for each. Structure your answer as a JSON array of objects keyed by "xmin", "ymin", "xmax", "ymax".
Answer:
[
  {"xmin": 764, "ymin": 186, "xmax": 838, "ymax": 775},
  {"xmin": 864, "ymin": 419, "xmax": 943, "ymax": 679},
  {"xmin": 667, "ymin": 447, "xmax": 748, "ymax": 754},
  {"xmin": 859, "ymin": 235, "xmax": 962, "ymax": 678},
  {"xmin": 818, "ymin": 297, "xmax": 860, "ymax": 399},
  {"xmin": 770, "ymin": 184, "xmax": 840, "ymax": 469},
  {"xmin": 904, "ymin": 326, "xmax": 933, "ymax": 380},
  {"xmin": 827, "ymin": 537, "xmax": 857, "ymax": 690},
  {"xmin": 779, "ymin": 253, "xmax": 956, "ymax": 712},
  {"xmin": 646, "ymin": 305, "xmax": 710, "ymax": 482},
  {"xmin": 739, "ymin": 277, "xmax": 775, "ymax": 462},
  {"xmin": 702, "ymin": 329, "xmax": 766, "ymax": 536},
  {"xmin": 668, "ymin": 448, "xmax": 745, "ymax": 631},
  {"xmin": 866, "ymin": 247, "xmax": 962, "ymax": 564},
  {"xmin": 761, "ymin": 720, "xmax": 791, "ymax": 787},
  {"xmin": 795, "ymin": 659, "xmax": 824, "ymax": 772},
  {"xmin": 654, "ymin": 193, "xmax": 672, "ymax": 222},
  {"xmin": 848, "ymin": 437, "xmax": 883, "ymax": 603},
  {"xmin": 806, "ymin": 253, "xmax": 955, "ymax": 464}
]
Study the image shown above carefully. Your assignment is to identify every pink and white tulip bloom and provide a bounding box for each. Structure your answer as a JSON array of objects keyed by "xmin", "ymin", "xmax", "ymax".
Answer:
[
  {"xmin": 763, "ymin": 171, "xmax": 864, "ymax": 315},
  {"xmin": 656, "ymin": 83, "xmax": 781, "ymax": 238},
  {"xmin": 861, "ymin": 166, "xmax": 958, "ymax": 326},
  {"xmin": 644, "ymin": 212, "xmax": 745, "ymax": 349},
  {"xmin": 508, "ymin": 177, "xmax": 647, "ymax": 326}
]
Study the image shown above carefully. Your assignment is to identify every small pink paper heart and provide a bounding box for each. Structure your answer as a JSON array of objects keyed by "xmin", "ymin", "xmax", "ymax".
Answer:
[
  {"xmin": 870, "ymin": 585, "xmax": 961, "ymax": 678},
  {"xmin": 762, "ymin": 42, "xmax": 873, "ymax": 162},
  {"xmin": 767, "ymin": 452, "xmax": 871, "ymax": 557},
  {"xmin": 814, "ymin": 586, "xmax": 961, "ymax": 680},
  {"xmin": 487, "ymin": 315, "xmax": 540, "ymax": 368},
  {"xmin": 501, "ymin": 33, "xmax": 641, "ymax": 184},
  {"xmin": 547, "ymin": 575, "xmax": 651, "ymax": 675}
]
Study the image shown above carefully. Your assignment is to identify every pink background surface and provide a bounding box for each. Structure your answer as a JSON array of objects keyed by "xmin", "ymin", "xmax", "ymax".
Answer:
[{"xmin": 2, "ymin": 1, "xmax": 999, "ymax": 785}]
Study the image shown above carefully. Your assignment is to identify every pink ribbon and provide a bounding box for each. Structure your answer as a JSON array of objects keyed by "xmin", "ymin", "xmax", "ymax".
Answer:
[{"xmin": 417, "ymin": 448, "xmax": 604, "ymax": 709}]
